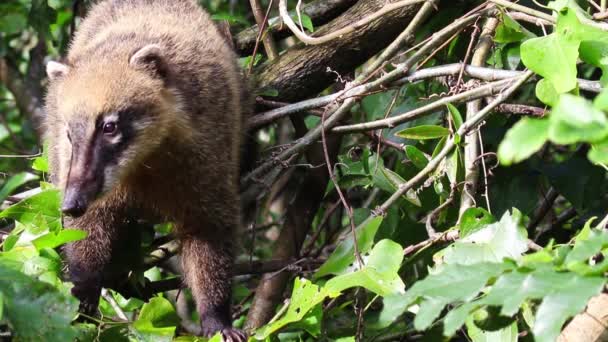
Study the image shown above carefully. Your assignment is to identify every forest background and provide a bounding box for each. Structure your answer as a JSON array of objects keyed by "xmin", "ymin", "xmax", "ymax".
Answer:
[{"xmin": 2, "ymin": 0, "xmax": 608, "ymax": 341}]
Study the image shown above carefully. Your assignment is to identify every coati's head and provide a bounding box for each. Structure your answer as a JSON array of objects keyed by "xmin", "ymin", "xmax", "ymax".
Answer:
[{"xmin": 46, "ymin": 44, "xmax": 185, "ymax": 217}]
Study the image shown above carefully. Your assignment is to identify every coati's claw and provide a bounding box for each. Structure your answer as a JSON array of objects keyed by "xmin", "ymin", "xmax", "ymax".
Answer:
[{"xmin": 221, "ymin": 328, "xmax": 248, "ymax": 342}]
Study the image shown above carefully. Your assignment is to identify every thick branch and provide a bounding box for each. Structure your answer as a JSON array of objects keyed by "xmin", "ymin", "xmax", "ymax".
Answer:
[
  {"xmin": 254, "ymin": 0, "xmax": 423, "ymax": 101},
  {"xmin": 459, "ymin": 16, "xmax": 499, "ymax": 218},
  {"xmin": 235, "ymin": 0, "xmax": 358, "ymax": 54}
]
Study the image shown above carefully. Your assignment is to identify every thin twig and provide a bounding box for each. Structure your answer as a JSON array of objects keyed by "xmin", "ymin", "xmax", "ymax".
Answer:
[
  {"xmin": 425, "ymin": 186, "xmax": 456, "ymax": 237},
  {"xmin": 489, "ymin": 0, "xmax": 555, "ymax": 22},
  {"xmin": 279, "ymin": 0, "xmax": 427, "ymax": 45},
  {"xmin": 101, "ymin": 289, "xmax": 129, "ymax": 321},
  {"xmin": 320, "ymin": 107, "xmax": 364, "ymax": 268}
]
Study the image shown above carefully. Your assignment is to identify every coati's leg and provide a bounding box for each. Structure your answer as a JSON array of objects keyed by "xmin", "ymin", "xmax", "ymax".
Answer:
[
  {"xmin": 62, "ymin": 202, "xmax": 129, "ymax": 316},
  {"xmin": 180, "ymin": 231, "xmax": 246, "ymax": 341}
]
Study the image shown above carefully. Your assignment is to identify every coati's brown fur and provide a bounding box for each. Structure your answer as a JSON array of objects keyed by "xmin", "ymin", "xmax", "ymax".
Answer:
[{"xmin": 44, "ymin": 0, "xmax": 247, "ymax": 339}]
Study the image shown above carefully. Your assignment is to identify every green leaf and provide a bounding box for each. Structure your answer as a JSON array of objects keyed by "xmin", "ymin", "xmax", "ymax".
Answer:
[
  {"xmin": 325, "ymin": 239, "xmax": 405, "ymax": 296},
  {"xmin": 395, "ymin": 125, "xmax": 450, "ymax": 140},
  {"xmin": 589, "ymin": 138, "xmax": 608, "ymax": 164},
  {"xmin": 498, "ymin": 118, "xmax": 549, "ymax": 165},
  {"xmin": 32, "ymin": 229, "xmax": 87, "ymax": 251},
  {"xmin": 480, "ymin": 267, "xmax": 604, "ymax": 342},
  {"xmin": 0, "ymin": 261, "xmax": 79, "ymax": 341},
  {"xmin": 398, "ymin": 262, "xmax": 511, "ymax": 331},
  {"xmin": 564, "ymin": 229, "xmax": 608, "ymax": 273},
  {"xmin": 459, "ymin": 208, "xmax": 495, "ymax": 238},
  {"xmin": 0, "ymin": 172, "xmax": 38, "ymax": 203},
  {"xmin": 405, "ymin": 145, "xmax": 429, "ymax": 170},
  {"xmin": 446, "ymin": 104, "xmax": 463, "ymax": 130},
  {"xmin": 315, "ymin": 216, "xmax": 383, "ymax": 277},
  {"xmin": 466, "ymin": 317, "xmax": 518, "ymax": 342},
  {"xmin": 521, "ymin": 32, "xmax": 579, "ymax": 93},
  {"xmin": 0, "ymin": 3, "xmax": 28, "ymax": 35},
  {"xmin": 255, "ymin": 278, "xmax": 333, "ymax": 339},
  {"xmin": 548, "ymin": 94, "xmax": 608, "ymax": 145},
  {"xmin": 0, "ymin": 189, "xmax": 61, "ymax": 231},
  {"xmin": 535, "ymin": 79, "xmax": 560, "ymax": 106},
  {"xmin": 440, "ymin": 209, "xmax": 528, "ymax": 265},
  {"xmin": 32, "ymin": 156, "xmax": 49, "ymax": 172},
  {"xmin": 495, "ymin": 13, "xmax": 535, "ymax": 44},
  {"xmin": 375, "ymin": 167, "xmax": 421, "ymax": 207},
  {"xmin": 291, "ymin": 13, "xmax": 314, "ymax": 32},
  {"xmin": 132, "ymin": 297, "xmax": 180, "ymax": 340}
]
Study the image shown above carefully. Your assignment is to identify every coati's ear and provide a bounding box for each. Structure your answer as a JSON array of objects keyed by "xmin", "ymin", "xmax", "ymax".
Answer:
[
  {"xmin": 129, "ymin": 44, "xmax": 167, "ymax": 78},
  {"xmin": 46, "ymin": 61, "xmax": 70, "ymax": 81}
]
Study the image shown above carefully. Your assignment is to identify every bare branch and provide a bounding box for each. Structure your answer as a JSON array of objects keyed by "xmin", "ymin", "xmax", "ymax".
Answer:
[{"xmin": 278, "ymin": 0, "xmax": 427, "ymax": 45}]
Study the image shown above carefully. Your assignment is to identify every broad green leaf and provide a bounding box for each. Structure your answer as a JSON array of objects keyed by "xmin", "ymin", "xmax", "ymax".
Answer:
[
  {"xmin": 0, "ymin": 261, "xmax": 79, "ymax": 341},
  {"xmin": 498, "ymin": 118, "xmax": 549, "ymax": 165},
  {"xmin": 405, "ymin": 145, "xmax": 429, "ymax": 170},
  {"xmin": 315, "ymin": 216, "xmax": 383, "ymax": 277},
  {"xmin": 535, "ymin": 79, "xmax": 559, "ymax": 106},
  {"xmin": 398, "ymin": 262, "xmax": 511, "ymax": 331},
  {"xmin": 325, "ymin": 240, "xmax": 405, "ymax": 296},
  {"xmin": 0, "ymin": 172, "xmax": 38, "ymax": 203},
  {"xmin": 255, "ymin": 278, "xmax": 333, "ymax": 339},
  {"xmin": 548, "ymin": 94, "xmax": 608, "ymax": 145},
  {"xmin": 459, "ymin": 208, "xmax": 495, "ymax": 238},
  {"xmin": 32, "ymin": 229, "xmax": 87, "ymax": 251},
  {"xmin": 395, "ymin": 125, "xmax": 450, "ymax": 140},
  {"xmin": 288, "ymin": 304, "xmax": 322, "ymax": 337},
  {"xmin": 589, "ymin": 138, "xmax": 608, "ymax": 164},
  {"xmin": 593, "ymin": 89, "xmax": 608, "ymax": 111},
  {"xmin": 0, "ymin": 189, "xmax": 61, "ymax": 231},
  {"xmin": 466, "ymin": 317, "xmax": 517, "ymax": 342},
  {"xmin": 441, "ymin": 209, "xmax": 528, "ymax": 265},
  {"xmin": 521, "ymin": 33, "xmax": 579, "ymax": 93},
  {"xmin": 564, "ymin": 229, "xmax": 608, "ymax": 274},
  {"xmin": 480, "ymin": 267, "xmax": 604, "ymax": 342},
  {"xmin": 132, "ymin": 297, "xmax": 180, "ymax": 340}
]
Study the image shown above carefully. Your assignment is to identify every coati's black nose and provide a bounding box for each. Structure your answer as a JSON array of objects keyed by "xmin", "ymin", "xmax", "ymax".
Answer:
[{"xmin": 62, "ymin": 189, "xmax": 88, "ymax": 217}]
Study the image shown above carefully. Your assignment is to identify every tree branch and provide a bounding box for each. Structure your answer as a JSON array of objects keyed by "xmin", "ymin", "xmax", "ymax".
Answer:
[
  {"xmin": 254, "ymin": 0, "xmax": 425, "ymax": 102},
  {"xmin": 235, "ymin": 0, "xmax": 358, "ymax": 54},
  {"xmin": 459, "ymin": 16, "xmax": 499, "ymax": 218}
]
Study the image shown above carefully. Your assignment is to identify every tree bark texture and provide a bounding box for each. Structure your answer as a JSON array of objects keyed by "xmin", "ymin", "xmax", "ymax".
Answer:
[
  {"xmin": 253, "ymin": 0, "xmax": 423, "ymax": 102},
  {"xmin": 235, "ymin": 0, "xmax": 358, "ymax": 54}
]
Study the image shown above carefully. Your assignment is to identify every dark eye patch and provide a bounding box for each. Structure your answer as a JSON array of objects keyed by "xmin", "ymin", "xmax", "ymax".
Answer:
[{"xmin": 97, "ymin": 106, "xmax": 149, "ymax": 164}]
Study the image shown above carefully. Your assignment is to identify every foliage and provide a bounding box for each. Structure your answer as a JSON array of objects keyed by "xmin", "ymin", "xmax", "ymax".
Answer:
[{"xmin": 1, "ymin": 0, "xmax": 608, "ymax": 341}]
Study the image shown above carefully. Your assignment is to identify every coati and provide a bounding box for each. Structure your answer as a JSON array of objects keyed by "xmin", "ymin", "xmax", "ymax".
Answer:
[{"xmin": 44, "ymin": 0, "xmax": 247, "ymax": 340}]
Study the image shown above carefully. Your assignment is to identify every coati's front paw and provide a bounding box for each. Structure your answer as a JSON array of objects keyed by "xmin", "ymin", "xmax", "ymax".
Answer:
[
  {"xmin": 70, "ymin": 282, "xmax": 101, "ymax": 318},
  {"xmin": 201, "ymin": 326, "xmax": 247, "ymax": 342},
  {"xmin": 201, "ymin": 320, "xmax": 247, "ymax": 342},
  {"xmin": 220, "ymin": 327, "xmax": 248, "ymax": 342}
]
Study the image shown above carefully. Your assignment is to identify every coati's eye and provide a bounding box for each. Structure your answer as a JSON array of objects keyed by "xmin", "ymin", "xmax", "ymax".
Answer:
[{"xmin": 103, "ymin": 122, "xmax": 118, "ymax": 135}]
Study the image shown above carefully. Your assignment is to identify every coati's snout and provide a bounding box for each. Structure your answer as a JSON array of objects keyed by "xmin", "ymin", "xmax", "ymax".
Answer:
[
  {"xmin": 62, "ymin": 182, "xmax": 98, "ymax": 217},
  {"xmin": 61, "ymin": 121, "xmax": 109, "ymax": 217}
]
